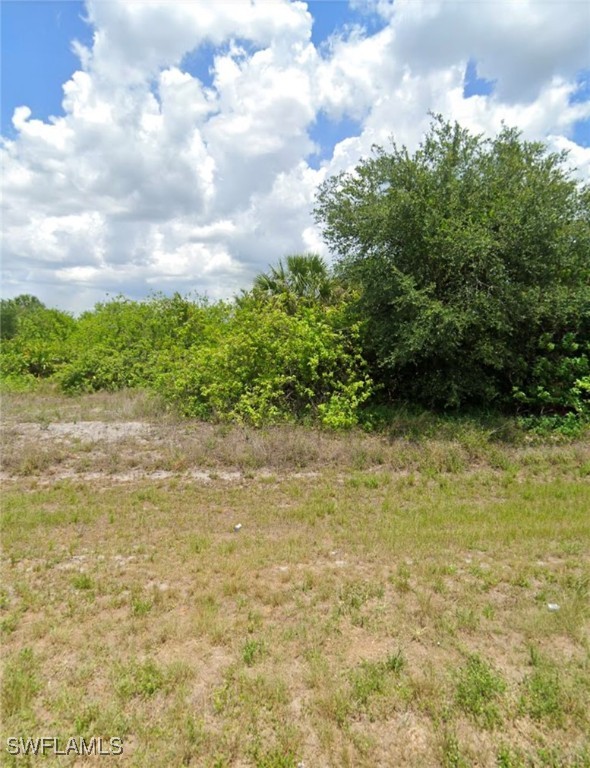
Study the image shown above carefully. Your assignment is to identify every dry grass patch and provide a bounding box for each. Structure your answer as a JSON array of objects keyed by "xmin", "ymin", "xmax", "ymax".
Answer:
[
  {"xmin": 3, "ymin": 388, "xmax": 590, "ymax": 485},
  {"xmin": 1, "ymin": 392, "xmax": 589, "ymax": 766}
]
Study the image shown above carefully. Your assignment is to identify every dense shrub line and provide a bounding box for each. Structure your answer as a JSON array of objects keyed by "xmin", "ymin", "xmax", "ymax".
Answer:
[
  {"xmin": 0, "ymin": 292, "xmax": 372, "ymax": 428},
  {"xmin": 1, "ymin": 284, "xmax": 587, "ymax": 432}
]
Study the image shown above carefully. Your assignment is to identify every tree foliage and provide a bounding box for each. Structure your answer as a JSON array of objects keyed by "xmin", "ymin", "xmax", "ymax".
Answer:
[
  {"xmin": 0, "ymin": 296, "xmax": 75, "ymax": 382},
  {"xmin": 315, "ymin": 116, "xmax": 590, "ymax": 410},
  {"xmin": 249, "ymin": 252, "xmax": 336, "ymax": 310},
  {"xmin": 0, "ymin": 295, "xmax": 46, "ymax": 340}
]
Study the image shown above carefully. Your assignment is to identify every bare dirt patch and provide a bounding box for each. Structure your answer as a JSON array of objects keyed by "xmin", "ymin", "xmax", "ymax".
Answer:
[{"xmin": 14, "ymin": 420, "xmax": 154, "ymax": 442}]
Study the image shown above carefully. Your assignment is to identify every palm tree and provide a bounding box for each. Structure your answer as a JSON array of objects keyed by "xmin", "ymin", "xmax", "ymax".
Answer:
[{"xmin": 253, "ymin": 253, "xmax": 334, "ymax": 305}]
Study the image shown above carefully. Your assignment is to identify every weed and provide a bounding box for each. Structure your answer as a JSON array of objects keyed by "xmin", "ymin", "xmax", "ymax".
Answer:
[
  {"xmin": 455, "ymin": 654, "xmax": 506, "ymax": 728},
  {"xmin": 519, "ymin": 650, "xmax": 564, "ymax": 724},
  {"xmin": 498, "ymin": 744, "xmax": 590, "ymax": 768},
  {"xmin": 1, "ymin": 648, "xmax": 40, "ymax": 718},
  {"xmin": 71, "ymin": 573, "xmax": 93, "ymax": 591},
  {"xmin": 131, "ymin": 595, "xmax": 153, "ymax": 617},
  {"xmin": 350, "ymin": 661, "xmax": 387, "ymax": 707},
  {"xmin": 391, "ymin": 563, "xmax": 412, "ymax": 593},
  {"xmin": 250, "ymin": 746, "xmax": 299, "ymax": 768},
  {"xmin": 1, "ymin": 612, "xmax": 20, "ymax": 635},
  {"xmin": 497, "ymin": 744, "xmax": 527, "ymax": 768},
  {"xmin": 243, "ymin": 639, "xmax": 266, "ymax": 667},
  {"xmin": 440, "ymin": 731, "xmax": 470, "ymax": 768},
  {"xmin": 188, "ymin": 534, "xmax": 210, "ymax": 555},
  {"xmin": 384, "ymin": 649, "xmax": 405, "ymax": 674},
  {"xmin": 455, "ymin": 607, "xmax": 479, "ymax": 632},
  {"xmin": 337, "ymin": 580, "xmax": 384, "ymax": 626},
  {"xmin": 349, "ymin": 650, "xmax": 405, "ymax": 712},
  {"xmin": 347, "ymin": 472, "xmax": 383, "ymax": 489},
  {"xmin": 115, "ymin": 659, "xmax": 166, "ymax": 699},
  {"xmin": 213, "ymin": 669, "xmax": 289, "ymax": 719}
]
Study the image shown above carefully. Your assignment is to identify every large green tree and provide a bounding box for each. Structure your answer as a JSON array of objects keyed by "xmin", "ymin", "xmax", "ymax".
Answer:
[{"xmin": 315, "ymin": 117, "xmax": 590, "ymax": 410}]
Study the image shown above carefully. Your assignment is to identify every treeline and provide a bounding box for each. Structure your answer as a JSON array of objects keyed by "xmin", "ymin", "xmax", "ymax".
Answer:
[{"xmin": 2, "ymin": 118, "xmax": 589, "ymax": 429}]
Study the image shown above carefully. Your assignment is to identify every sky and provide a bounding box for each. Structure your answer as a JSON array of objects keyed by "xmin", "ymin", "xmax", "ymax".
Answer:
[{"xmin": 1, "ymin": 0, "xmax": 589, "ymax": 314}]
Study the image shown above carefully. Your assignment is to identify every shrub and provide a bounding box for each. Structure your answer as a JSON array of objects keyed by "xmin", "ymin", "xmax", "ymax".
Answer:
[{"xmin": 156, "ymin": 295, "xmax": 372, "ymax": 427}]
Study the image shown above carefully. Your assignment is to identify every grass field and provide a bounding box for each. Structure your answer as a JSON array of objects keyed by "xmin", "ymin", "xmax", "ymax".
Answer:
[{"xmin": 1, "ymin": 390, "xmax": 589, "ymax": 767}]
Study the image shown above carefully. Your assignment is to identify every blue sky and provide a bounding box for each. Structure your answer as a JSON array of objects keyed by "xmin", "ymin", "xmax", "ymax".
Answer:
[
  {"xmin": 2, "ymin": 1, "xmax": 378, "ymax": 136},
  {"xmin": 2, "ymin": 0, "xmax": 589, "ymax": 312},
  {"xmin": 1, "ymin": 1, "xmax": 91, "ymax": 136}
]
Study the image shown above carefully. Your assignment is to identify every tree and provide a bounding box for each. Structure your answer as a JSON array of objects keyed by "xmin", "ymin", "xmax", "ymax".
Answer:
[
  {"xmin": 0, "ymin": 295, "xmax": 45, "ymax": 340},
  {"xmin": 0, "ymin": 297, "xmax": 75, "ymax": 379},
  {"xmin": 251, "ymin": 253, "xmax": 335, "ymax": 309},
  {"xmin": 314, "ymin": 116, "xmax": 590, "ymax": 411}
]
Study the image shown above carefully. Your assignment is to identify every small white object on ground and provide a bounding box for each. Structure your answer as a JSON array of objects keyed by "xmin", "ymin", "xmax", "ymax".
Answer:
[
  {"xmin": 233, "ymin": 523, "xmax": 242, "ymax": 532},
  {"xmin": 547, "ymin": 603, "xmax": 560, "ymax": 611}
]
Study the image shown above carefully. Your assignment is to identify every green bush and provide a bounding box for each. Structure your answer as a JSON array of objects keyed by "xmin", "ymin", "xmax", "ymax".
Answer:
[
  {"xmin": 54, "ymin": 294, "xmax": 227, "ymax": 394},
  {"xmin": 155, "ymin": 295, "xmax": 372, "ymax": 427},
  {"xmin": 2, "ymin": 290, "xmax": 372, "ymax": 427},
  {"xmin": 0, "ymin": 303, "xmax": 76, "ymax": 381},
  {"xmin": 513, "ymin": 333, "xmax": 589, "ymax": 415}
]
